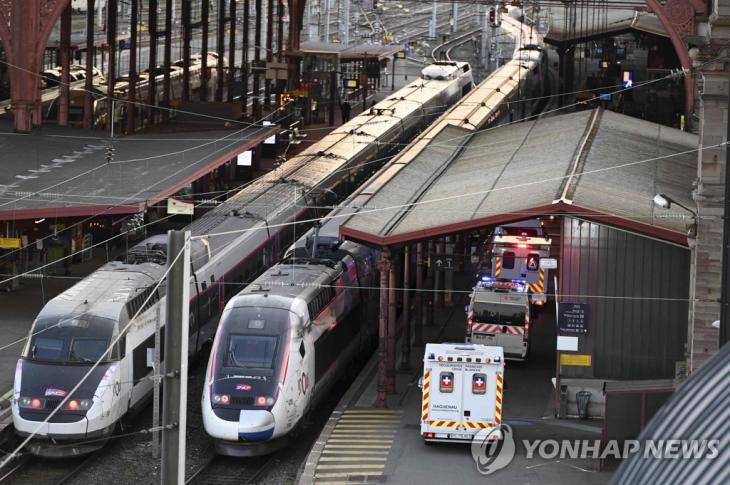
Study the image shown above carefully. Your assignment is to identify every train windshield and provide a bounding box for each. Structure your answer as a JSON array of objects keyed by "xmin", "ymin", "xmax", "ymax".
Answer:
[
  {"xmin": 25, "ymin": 314, "xmax": 118, "ymax": 364},
  {"xmin": 473, "ymin": 303, "xmax": 525, "ymax": 326},
  {"xmin": 215, "ymin": 306, "xmax": 292, "ymax": 377},
  {"xmin": 226, "ymin": 335, "xmax": 278, "ymax": 369}
]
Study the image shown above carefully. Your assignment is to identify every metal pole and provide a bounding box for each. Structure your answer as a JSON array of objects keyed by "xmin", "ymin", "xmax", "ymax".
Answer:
[
  {"xmin": 414, "ymin": 242, "xmax": 423, "ymax": 346},
  {"xmin": 721, "ymin": 69, "xmax": 730, "ymax": 348},
  {"xmin": 216, "ymin": 0, "xmax": 225, "ymax": 101},
  {"xmin": 387, "ymin": 263, "xmax": 397, "ymax": 393},
  {"xmin": 127, "ymin": 0, "xmax": 139, "ymax": 132},
  {"xmin": 325, "ymin": 0, "xmax": 330, "ymax": 41},
  {"xmin": 181, "ymin": 0, "xmax": 191, "ymax": 101},
  {"xmin": 84, "ymin": 0, "xmax": 95, "ymax": 129},
  {"xmin": 200, "ymin": 0, "xmax": 209, "ymax": 101},
  {"xmin": 106, "ymin": 0, "xmax": 118, "ymax": 133},
  {"xmin": 242, "ymin": 0, "xmax": 250, "ymax": 114},
  {"xmin": 401, "ymin": 245, "xmax": 411, "ymax": 370},
  {"xmin": 429, "ymin": 0, "xmax": 436, "ymax": 39},
  {"xmin": 253, "ymin": 0, "xmax": 262, "ymax": 119},
  {"xmin": 148, "ymin": 0, "xmax": 158, "ymax": 123},
  {"xmin": 59, "ymin": 4, "xmax": 72, "ymax": 127},
  {"xmin": 160, "ymin": 230, "xmax": 191, "ymax": 485},
  {"xmin": 265, "ymin": 0, "xmax": 273, "ymax": 108},
  {"xmin": 228, "ymin": 0, "xmax": 237, "ymax": 102},
  {"xmin": 152, "ymin": 304, "xmax": 162, "ymax": 458},
  {"xmin": 343, "ymin": 0, "xmax": 350, "ymax": 45},
  {"xmin": 391, "ymin": 56, "xmax": 396, "ymax": 91},
  {"xmin": 554, "ymin": 275, "xmax": 561, "ymax": 417},
  {"xmin": 163, "ymin": 0, "xmax": 173, "ymax": 119},
  {"xmin": 376, "ymin": 249, "xmax": 391, "ymax": 408}
]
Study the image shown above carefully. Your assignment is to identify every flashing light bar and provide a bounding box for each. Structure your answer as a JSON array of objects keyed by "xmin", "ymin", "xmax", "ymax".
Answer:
[{"xmin": 477, "ymin": 277, "xmax": 527, "ymax": 292}]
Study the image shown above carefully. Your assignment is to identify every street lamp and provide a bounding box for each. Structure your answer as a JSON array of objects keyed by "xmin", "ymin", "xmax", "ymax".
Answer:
[
  {"xmin": 653, "ymin": 193, "xmax": 697, "ymax": 216},
  {"xmin": 653, "ymin": 193, "xmax": 697, "ymax": 249}
]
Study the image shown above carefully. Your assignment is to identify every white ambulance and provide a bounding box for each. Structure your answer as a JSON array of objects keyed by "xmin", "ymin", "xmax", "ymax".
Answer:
[
  {"xmin": 466, "ymin": 287, "xmax": 531, "ymax": 360},
  {"xmin": 420, "ymin": 343, "xmax": 505, "ymax": 444}
]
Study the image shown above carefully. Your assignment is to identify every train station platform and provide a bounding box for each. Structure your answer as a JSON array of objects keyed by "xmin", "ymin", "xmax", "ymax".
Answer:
[{"xmin": 298, "ymin": 270, "xmax": 612, "ymax": 484}]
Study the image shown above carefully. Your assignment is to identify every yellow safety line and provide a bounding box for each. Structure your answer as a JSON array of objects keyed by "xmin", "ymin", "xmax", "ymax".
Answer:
[
  {"xmin": 326, "ymin": 439, "xmax": 393, "ymax": 444},
  {"xmin": 316, "ymin": 464, "xmax": 386, "ymax": 470},
  {"xmin": 321, "ymin": 450, "xmax": 390, "ymax": 455},
  {"xmin": 324, "ymin": 444, "xmax": 392, "ymax": 449},
  {"xmin": 319, "ymin": 456, "xmax": 388, "ymax": 462},
  {"xmin": 315, "ymin": 472, "xmax": 384, "ymax": 478}
]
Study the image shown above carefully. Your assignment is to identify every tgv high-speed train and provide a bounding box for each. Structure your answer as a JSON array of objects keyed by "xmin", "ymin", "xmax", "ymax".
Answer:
[
  {"xmin": 202, "ymin": 212, "xmax": 378, "ymax": 455},
  {"xmin": 12, "ymin": 61, "xmax": 473, "ymax": 457}
]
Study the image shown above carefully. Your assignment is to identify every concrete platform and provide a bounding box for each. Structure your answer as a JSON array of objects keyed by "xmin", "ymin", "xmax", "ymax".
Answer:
[{"xmin": 299, "ymin": 270, "xmax": 614, "ymax": 484}]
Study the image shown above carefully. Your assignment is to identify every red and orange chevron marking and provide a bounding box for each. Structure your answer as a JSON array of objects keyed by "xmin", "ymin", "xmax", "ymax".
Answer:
[
  {"xmin": 494, "ymin": 257, "xmax": 502, "ymax": 278},
  {"xmin": 421, "ymin": 370, "xmax": 430, "ymax": 422},
  {"xmin": 495, "ymin": 373, "xmax": 503, "ymax": 425},
  {"xmin": 463, "ymin": 421, "xmax": 492, "ymax": 429},
  {"xmin": 529, "ymin": 268, "xmax": 545, "ymax": 293},
  {"xmin": 428, "ymin": 420, "xmax": 460, "ymax": 428}
]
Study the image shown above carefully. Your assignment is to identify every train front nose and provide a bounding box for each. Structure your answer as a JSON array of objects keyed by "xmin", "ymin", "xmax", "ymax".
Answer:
[{"xmin": 238, "ymin": 410, "xmax": 275, "ymax": 441}]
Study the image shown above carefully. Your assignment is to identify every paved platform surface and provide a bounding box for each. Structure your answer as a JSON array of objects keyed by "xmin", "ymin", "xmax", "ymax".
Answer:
[{"xmin": 299, "ymin": 270, "xmax": 613, "ymax": 484}]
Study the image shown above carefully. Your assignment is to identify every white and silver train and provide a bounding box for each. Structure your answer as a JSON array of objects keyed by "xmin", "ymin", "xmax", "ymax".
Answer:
[
  {"xmin": 12, "ymin": 62, "xmax": 473, "ymax": 457},
  {"xmin": 202, "ymin": 211, "xmax": 379, "ymax": 455}
]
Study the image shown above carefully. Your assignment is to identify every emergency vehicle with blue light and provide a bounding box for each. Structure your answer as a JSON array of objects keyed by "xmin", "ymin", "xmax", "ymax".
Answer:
[{"xmin": 420, "ymin": 343, "xmax": 505, "ymax": 444}]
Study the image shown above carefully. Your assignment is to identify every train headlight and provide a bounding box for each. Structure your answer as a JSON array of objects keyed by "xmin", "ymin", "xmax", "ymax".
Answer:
[
  {"xmin": 18, "ymin": 397, "xmax": 44, "ymax": 409},
  {"xmin": 212, "ymin": 394, "xmax": 230, "ymax": 405},
  {"xmin": 63, "ymin": 399, "xmax": 93, "ymax": 411},
  {"xmin": 255, "ymin": 396, "xmax": 275, "ymax": 406}
]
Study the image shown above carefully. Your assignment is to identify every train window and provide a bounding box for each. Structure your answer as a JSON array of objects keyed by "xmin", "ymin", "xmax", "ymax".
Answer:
[
  {"xmin": 210, "ymin": 275, "xmax": 215, "ymax": 282},
  {"xmin": 202, "ymin": 281, "xmax": 207, "ymax": 291},
  {"xmin": 299, "ymin": 341, "xmax": 306, "ymax": 358},
  {"xmin": 31, "ymin": 337, "xmax": 64, "ymax": 361},
  {"xmin": 226, "ymin": 334, "xmax": 278, "ymax": 369},
  {"xmin": 502, "ymin": 251, "xmax": 515, "ymax": 269},
  {"xmin": 70, "ymin": 338, "xmax": 109, "ymax": 363},
  {"xmin": 462, "ymin": 64, "xmax": 470, "ymax": 72}
]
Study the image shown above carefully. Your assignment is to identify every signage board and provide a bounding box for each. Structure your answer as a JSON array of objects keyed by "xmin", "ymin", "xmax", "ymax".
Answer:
[
  {"xmin": 167, "ymin": 198, "xmax": 194, "ymax": 216},
  {"xmin": 558, "ymin": 303, "xmax": 589, "ymax": 334},
  {"xmin": 560, "ymin": 354, "xmax": 592, "ymax": 366},
  {"xmin": 540, "ymin": 257, "xmax": 558, "ymax": 269},
  {"xmin": 556, "ymin": 336, "xmax": 579, "ymax": 352}
]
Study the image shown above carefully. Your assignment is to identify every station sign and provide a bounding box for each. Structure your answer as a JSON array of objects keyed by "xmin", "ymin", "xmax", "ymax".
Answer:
[
  {"xmin": 0, "ymin": 237, "xmax": 21, "ymax": 249},
  {"xmin": 558, "ymin": 302, "xmax": 589, "ymax": 334},
  {"xmin": 396, "ymin": 51, "xmax": 406, "ymax": 59},
  {"xmin": 167, "ymin": 198, "xmax": 194, "ymax": 216}
]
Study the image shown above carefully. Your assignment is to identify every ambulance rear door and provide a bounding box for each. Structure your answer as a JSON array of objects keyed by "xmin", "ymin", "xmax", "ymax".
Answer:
[
  {"xmin": 428, "ymin": 361, "xmax": 463, "ymax": 428},
  {"xmin": 461, "ymin": 362, "xmax": 496, "ymax": 432}
]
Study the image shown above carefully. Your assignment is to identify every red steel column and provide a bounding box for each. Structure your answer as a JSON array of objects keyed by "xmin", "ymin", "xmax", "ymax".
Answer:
[
  {"xmin": 216, "ymin": 0, "xmax": 225, "ymax": 101},
  {"xmin": 276, "ymin": 0, "xmax": 284, "ymax": 108},
  {"xmin": 227, "ymin": 0, "xmax": 237, "ymax": 102},
  {"xmin": 387, "ymin": 258, "xmax": 397, "ymax": 393},
  {"xmin": 58, "ymin": 3, "xmax": 72, "ymax": 126},
  {"xmin": 147, "ymin": 0, "xmax": 158, "ymax": 124},
  {"xmin": 376, "ymin": 248, "xmax": 392, "ymax": 408},
  {"xmin": 264, "ymin": 0, "xmax": 273, "ymax": 108},
  {"xmin": 127, "ymin": 0, "xmax": 139, "ymax": 133},
  {"xmin": 182, "ymin": 0, "xmax": 191, "ymax": 101},
  {"xmin": 200, "ymin": 0, "xmax": 210, "ymax": 101},
  {"xmin": 414, "ymin": 242, "xmax": 424, "ymax": 346},
  {"xmin": 400, "ymin": 245, "xmax": 411, "ymax": 370},
  {"xmin": 242, "ymin": 0, "xmax": 249, "ymax": 115},
  {"xmin": 84, "ymin": 0, "xmax": 95, "ymax": 128},
  {"xmin": 163, "ymin": 0, "xmax": 172, "ymax": 120},
  {"xmin": 426, "ymin": 239, "xmax": 435, "ymax": 327}
]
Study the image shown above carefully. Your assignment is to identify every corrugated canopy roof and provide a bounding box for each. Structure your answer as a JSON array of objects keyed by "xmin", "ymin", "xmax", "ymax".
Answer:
[
  {"xmin": 288, "ymin": 42, "xmax": 404, "ymax": 61},
  {"xmin": 339, "ymin": 109, "xmax": 697, "ymax": 247},
  {"xmin": 544, "ymin": 9, "xmax": 666, "ymax": 44}
]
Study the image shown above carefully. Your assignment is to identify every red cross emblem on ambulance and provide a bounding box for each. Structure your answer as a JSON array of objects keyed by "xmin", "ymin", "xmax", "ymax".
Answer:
[
  {"xmin": 440, "ymin": 372, "xmax": 454, "ymax": 392},
  {"xmin": 472, "ymin": 373, "xmax": 487, "ymax": 394}
]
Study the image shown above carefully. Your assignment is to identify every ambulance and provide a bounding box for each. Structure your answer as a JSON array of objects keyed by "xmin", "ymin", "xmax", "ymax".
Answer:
[
  {"xmin": 420, "ymin": 343, "xmax": 505, "ymax": 444},
  {"xmin": 466, "ymin": 285, "xmax": 531, "ymax": 360},
  {"xmin": 478, "ymin": 220, "xmax": 551, "ymax": 307}
]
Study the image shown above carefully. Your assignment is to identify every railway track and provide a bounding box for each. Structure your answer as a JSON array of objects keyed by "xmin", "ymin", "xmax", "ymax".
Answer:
[
  {"xmin": 185, "ymin": 452, "xmax": 276, "ymax": 485},
  {"xmin": 431, "ymin": 28, "xmax": 483, "ymax": 62},
  {"xmin": 0, "ymin": 453, "xmax": 96, "ymax": 485}
]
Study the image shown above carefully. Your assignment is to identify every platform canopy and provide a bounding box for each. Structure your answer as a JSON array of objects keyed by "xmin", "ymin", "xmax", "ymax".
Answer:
[
  {"xmin": 544, "ymin": 9, "xmax": 667, "ymax": 45},
  {"xmin": 0, "ymin": 122, "xmax": 276, "ymax": 220},
  {"xmin": 287, "ymin": 41, "xmax": 405, "ymax": 61},
  {"xmin": 339, "ymin": 109, "xmax": 697, "ymax": 247}
]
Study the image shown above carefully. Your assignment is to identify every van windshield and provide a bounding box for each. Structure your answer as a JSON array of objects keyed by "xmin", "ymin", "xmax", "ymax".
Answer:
[{"xmin": 473, "ymin": 303, "xmax": 525, "ymax": 326}]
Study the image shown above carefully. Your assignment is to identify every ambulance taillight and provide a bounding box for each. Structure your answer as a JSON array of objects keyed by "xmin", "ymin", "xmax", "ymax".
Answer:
[{"xmin": 467, "ymin": 316, "xmax": 474, "ymax": 336}]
